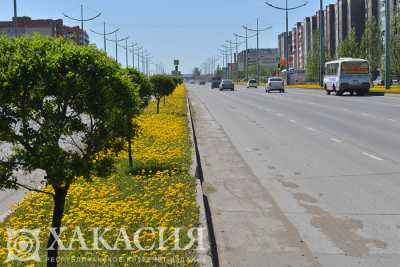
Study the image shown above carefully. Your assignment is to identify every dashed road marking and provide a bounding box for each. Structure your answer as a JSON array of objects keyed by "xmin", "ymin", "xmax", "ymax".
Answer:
[
  {"xmin": 330, "ymin": 138, "xmax": 343, "ymax": 143},
  {"xmin": 362, "ymin": 152, "xmax": 384, "ymax": 161},
  {"xmin": 289, "ymin": 119, "xmax": 297, "ymax": 123}
]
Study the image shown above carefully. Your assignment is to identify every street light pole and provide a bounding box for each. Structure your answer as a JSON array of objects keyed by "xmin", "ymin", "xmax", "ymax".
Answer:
[
  {"xmin": 64, "ymin": 5, "xmax": 101, "ymax": 45},
  {"xmin": 265, "ymin": 1, "xmax": 308, "ymax": 84},
  {"xmin": 90, "ymin": 23, "xmax": 119, "ymax": 52},
  {"xmin": 385, "ymin": 0, "xmax": 391, "ymax": 89},
  {"xmin": 319, "ymin": 0, "xmax": 325, "ymax": 87},
  {"xmin": 243, "ymin": 20, "xmax": 271, "ymax": 83},
  {"xmin": 13, "ymin": 0, "xmax": 17, "ymax": 37}
]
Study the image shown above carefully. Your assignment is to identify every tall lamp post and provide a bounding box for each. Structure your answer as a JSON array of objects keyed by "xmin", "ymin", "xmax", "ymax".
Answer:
[
  {"xmin": 319, "ymin": 0, "xmax": 325, "ymax": 87},
  {"xmin": 64, "ymin": 5, "xmax": 101, "ymax": 45},
  {"xmin": 13, "ymin": 0, "xmax": 18, "ymax": 36},
  {"xmin": 90, "ymin": 23, "xmax": 119, "ymax": 53},
  {"xmin": 243, "ymin": 19, "xmax": 271, "ymax": 83},
  {"xmin": 265, "ymin": 1, "xmax": 308, "ymax": 84},
  {"xmin": 234, "ymin": 31, "xmax": 256, "ymax": 81},
  {"xmin": 385, "ymin": 0, "xmax": 391, "ymax": 89}
]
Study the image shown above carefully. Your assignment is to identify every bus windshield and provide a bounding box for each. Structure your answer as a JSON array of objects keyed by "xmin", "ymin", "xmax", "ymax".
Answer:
[{"xmin": 341, "ymin": 62, "xmax": 369, "ymax": 75}]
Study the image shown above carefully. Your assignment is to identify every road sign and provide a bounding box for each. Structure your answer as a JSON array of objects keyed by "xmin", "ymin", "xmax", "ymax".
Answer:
[{"xmin": 174, "ymin": 59, "xmax": 179, "ymax": 66}]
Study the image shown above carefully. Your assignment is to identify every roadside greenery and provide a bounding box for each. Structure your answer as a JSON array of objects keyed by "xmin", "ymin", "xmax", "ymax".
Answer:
[
  {"xmin": 150, "ymin": 75, "xmax": 176, "ymax": 114},
  {"xmin": 360, "ymin": 18, "xmax": 383, "ymax": 80},
  {"xmin": 0, "ymin": 85, "xmax": 198, "ymax": 266},
  {"xmin": 0, "ymin": 35, "xmax": 195, "ymax": 266},
  {"xmin": 305, "ymin": 30, "xmax": 321, "ymax": 82}
]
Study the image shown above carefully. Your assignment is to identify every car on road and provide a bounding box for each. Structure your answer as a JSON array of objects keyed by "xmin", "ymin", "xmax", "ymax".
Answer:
[
  {"xmin": 266, "ymin": 77, "xmax": 285, "ymax": 93},
  {"xmin": 199, "ymin": 81, "xmax": 206, "ymax": 85},
  {"xmin": 219, "ymin": 80, "xmax": 235, "ymax": 91},
  {"xmin": 211, "ymin": 77, "xmax": 222, "ymax": 89},
  {"xmin": 189, "ymin": 80, "xmax": 196, "ymax": 84},
  {"xmin": 247, "ymin": 79, "xmax": 258, "ymax": 88},
  {"xmin": 324, "ymin": 58, "xmax": 371, "ymax": 96}
]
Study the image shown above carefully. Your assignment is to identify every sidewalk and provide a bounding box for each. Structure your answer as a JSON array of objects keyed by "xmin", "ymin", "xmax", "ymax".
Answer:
[{"xmin": 189, "ymin": 92, "xmax": 319, "ymax": 267}]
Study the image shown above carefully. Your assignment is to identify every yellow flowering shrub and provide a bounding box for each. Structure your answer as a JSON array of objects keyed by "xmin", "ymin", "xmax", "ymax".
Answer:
[{"xmin": 0, "ymin": 84, "xmax": 199, "ymax": 266}]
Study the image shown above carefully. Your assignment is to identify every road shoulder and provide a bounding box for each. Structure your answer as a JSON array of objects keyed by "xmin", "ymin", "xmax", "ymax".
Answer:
[{"xmin": 188, "ymin": 91, "xmax": 319, "ymax": 267}]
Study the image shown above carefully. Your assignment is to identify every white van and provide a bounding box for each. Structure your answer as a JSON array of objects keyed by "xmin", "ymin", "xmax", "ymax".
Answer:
[{"xmin": 323, "ymin": 58, "xmax": 371, "ymax": 96}]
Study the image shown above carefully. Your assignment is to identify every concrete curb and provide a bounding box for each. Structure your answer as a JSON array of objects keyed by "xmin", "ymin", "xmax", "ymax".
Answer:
[{"xmin": 187, "ymin": 96, "xmax": 213, "ymax": 267}]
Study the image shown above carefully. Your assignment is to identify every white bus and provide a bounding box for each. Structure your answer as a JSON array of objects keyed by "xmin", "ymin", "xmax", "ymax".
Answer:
[{"xmin": 323, "ymin": 58, "xmax": 371, "ymax": 96}]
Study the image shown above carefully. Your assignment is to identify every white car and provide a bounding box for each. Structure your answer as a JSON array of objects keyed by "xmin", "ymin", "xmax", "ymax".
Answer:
[
  {"xmin": 266, "ymin": 77, "xmax": 285, "ymax": 93},
  {"xmin": 247, "ymin": 79, "xmax": 258, "ymax": 88}
]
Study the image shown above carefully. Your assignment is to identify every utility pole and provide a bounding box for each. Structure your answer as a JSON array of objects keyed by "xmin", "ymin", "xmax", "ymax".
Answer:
[
  {"xmin": 13, "ymin": 0, "xmax": 17, "ymax": 37},
  {"xmin": 137, "ymin": 47, "xmax": 142, "ymax": 72},
  {"xmin": 222, "ymin": 44, "xmax": 233, "ymax": 79},
  {"xmin": 243, "ymin": 19, "xmax": 272, "ymax": 83},
  {"xmin": 235, "ymin": 30, "xmax": 256, "ymax": 81},
  {"xmin": 385, "ymin": 0, "xmax": 391, "ymax": 89},
  {"xmin": 128, "ymin": 43, "xmax": 137, "ymax": 69},
  {"xmin": 265, "ymin": 0, "xmax": 308, "ymax": 84},
  {"xmin": 226, "ymin": 38, "xmax": 241, "ymax": 81},
  {"xmin": 90, "ymin": 23, "xmax": 119, "ymax": 53},
  {"xmin": 106, "ymin": 32, "xmax": 128, "ymax": 63},
  {"xmin": 218, "ymin": 48, "xmax": 229, "ymax": 79},
  {"xmin": 64, "ymin": 5, "xmax": 101, "ymax": 45},
  {"xmin": 319, "ymin": 0, "xmax": 325, "ymax": 87}
]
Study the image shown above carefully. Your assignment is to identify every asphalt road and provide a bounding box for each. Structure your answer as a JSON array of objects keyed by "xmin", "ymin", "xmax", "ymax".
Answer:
[
  {"xmin": 0, "ymin": 143, "xmax": 44, "ymax": 221},
  {"xmin": 188, "ymin": 84, "xmax": 400, "ymax": 267}
]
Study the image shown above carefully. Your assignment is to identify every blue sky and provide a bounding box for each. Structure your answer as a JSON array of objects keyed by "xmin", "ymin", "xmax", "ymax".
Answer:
[{"xmin": 1, "ymin": 0, "xmax": 335, "ymax": 73}]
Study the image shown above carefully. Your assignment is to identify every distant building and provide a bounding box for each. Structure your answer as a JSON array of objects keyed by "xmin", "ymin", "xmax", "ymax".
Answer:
[
  {"xmin": 0, "ymin": 16, "xmax": 89, "ymax": 45},
  {"xmin": 336, "ymin": 0, "xmax": 348, "ymax": 54},
  {"xmin": 303, "ymin": 17, "xmax": 312, "ymax": 67},
  {"xmin": 347, "ymin": 0, "xmax": 366, "ymax": 42},
  {"xmin": 237, "ymin": 48, "xmax": 279, "ymax": 71},
  {"xmin": 325, "ymin": 4, "xmax": 336, "ymax": 59}
]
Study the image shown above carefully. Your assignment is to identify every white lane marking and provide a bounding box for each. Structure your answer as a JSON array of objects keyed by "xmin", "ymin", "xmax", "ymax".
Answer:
[
  {"xmin": 330, "ymin": 138, "xmax": 343, "ymax": 143},
  {"xmin": 361, "ymin": 112, "xmax": 370, "ymax": 116},
  {"xmin": 276, "ymin": 113, "xmax": 284, "ymax": 117},
  {"xmin": 307, "ymin": 127, "xmax": 317, "ymax": 132},
  {"xmin": 289, "ymin": 119, "xmax": 297, "ymax": 123},
  {"xmin": 388, "ymin": 118, "xmax": 397, "ymax": 122},
  {"xmin": 362, "ymin": 152, "xmax": 384, "ymax": 161}
]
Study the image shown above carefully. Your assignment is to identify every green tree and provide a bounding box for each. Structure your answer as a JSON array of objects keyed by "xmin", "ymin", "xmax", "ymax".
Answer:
[
  {"xmin": 149, "ymin": 75, "xmax": 176, "ymax": 114},
  {"xmin": 305, "ymin": 30, "xmax": 321, "ymax": 82},
  {"xmin": 360, "ymin": 18, "xmax": 383, "ymax": 80},
  {"xmin": 126, "ymin": 68, "xmax": 153, "ymax": 108},
  {"xmin": 337, "ymin": 29, "xmax": 360, "ymax": 58},
  {"xmin": 0, "ymin": 36, "xmax": 137, "ymax": 267},
  {"xmin": 391, "ymin": 8, "xmax": 400, "ymax": 79}
]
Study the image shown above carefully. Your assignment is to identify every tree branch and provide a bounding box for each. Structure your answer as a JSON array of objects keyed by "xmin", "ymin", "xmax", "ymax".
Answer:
[{"xmin": 14, "ymin": 182, "xmax": 55, "ymax": 197}]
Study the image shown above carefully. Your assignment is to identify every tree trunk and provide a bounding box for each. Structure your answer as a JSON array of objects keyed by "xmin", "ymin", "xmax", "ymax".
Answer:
[
  {"xmin": 128, "ymin": 135, "xmax": 133, "ymax": 169},
  {"xmin": 163, "ymin": 96, "xmax": 166, "ymax": 105},
  {"xmin": 47, "ymin": 186, "xmax": 68, "ymax": 267},
  {"xmin": 157, "ymin": 98, "xmax": 160, "ymax": 114}
]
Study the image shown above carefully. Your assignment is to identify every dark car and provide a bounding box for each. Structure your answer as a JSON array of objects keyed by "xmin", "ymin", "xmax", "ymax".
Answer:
[
  {"xmin": 211, "ymin": 77, "xmax": 222, "ymax": 89},
  {"xmin": 199, "ymin": 81, "xmax": 206, "ymax": 85}
]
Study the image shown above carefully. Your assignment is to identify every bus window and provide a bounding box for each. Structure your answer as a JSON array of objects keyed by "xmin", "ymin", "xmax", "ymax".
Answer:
[{"xmin": 341, "ymin": 62, "xmax": 369, "ymax": 75}]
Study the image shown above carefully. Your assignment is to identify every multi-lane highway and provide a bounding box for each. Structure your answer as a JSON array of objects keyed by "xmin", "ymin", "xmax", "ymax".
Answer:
[{"xmin": 189, "ymin": 84, "xmax": 400, "ymax": 266}]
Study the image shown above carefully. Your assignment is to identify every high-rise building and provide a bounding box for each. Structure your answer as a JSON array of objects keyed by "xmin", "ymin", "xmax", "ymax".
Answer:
[
  {"xmin": 347, "ymin": 0, "xmax": 366, "ymax": 42},
  {"xmin": 237, "ymin": 48, "xmax": 279, "ymax": 72},
  {"xmin": 292, "ymin": 27, "xmax": 298, "ymax": 69},
  {"xmin": 296, "ymin": 22, "xmax": 305, "ymax": 70},
  {"xmin": 303, "ymin": 17, "xmax": 312, "ymax": 67},
  {"xmin": 325, "ymin": 4, "xmax": 336, "ymax": 59},
  {"xmin": 0, "ymin": 16, "xmax": 89, "ymax": 45},
  {"xmin": 336, "ymin": 0, "xmax": 348, "ymax": 48},
  {"xmin": 278, "ymin": 31, "xmax": 293, "ymax": 67}
]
